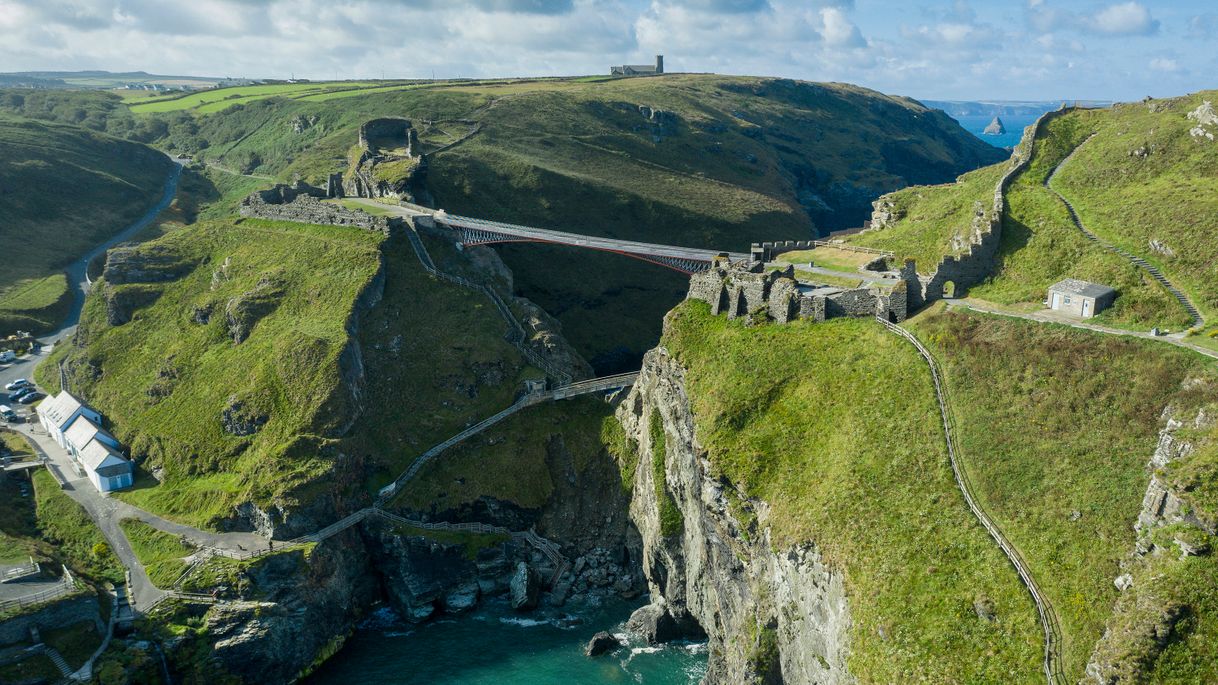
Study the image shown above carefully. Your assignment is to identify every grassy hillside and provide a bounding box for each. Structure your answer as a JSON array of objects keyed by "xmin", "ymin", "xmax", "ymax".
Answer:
[
  {"xmin": 1049, "ymin": 93, "xmax": 1218, "ymax": 329},
  {"xmin": 124, "ymin": 75, "xmax": 1002, "ymax": 367},
  {"xmin": 38, "ymin": 218, "xmax": 386, "ymax": 529},
  {"xmin": 911, "ymin": 307, "xmax": 1218, "ymax": 678},
  {"xmin": 0, "ymin": 114, "xmax": 171, "ymax": 335},
  {"xmin": 662, "ymin": 301, "xmax": 1041, "ymax": 682},
  {"xmin": 848, "ymin": 94, "xmax": 1218, "ymax": 332}
]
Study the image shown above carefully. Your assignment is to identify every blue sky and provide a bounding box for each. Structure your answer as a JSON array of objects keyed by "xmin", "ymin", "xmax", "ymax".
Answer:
[{"xmin": 0, "ymin": 0, "xmax": 1214, "ymax": 101}]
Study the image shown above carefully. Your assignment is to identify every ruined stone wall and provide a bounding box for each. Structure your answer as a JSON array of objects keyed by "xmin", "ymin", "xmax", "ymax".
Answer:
[
  {"xmin": 686, "ymin": 260, "xmax": 907, "ymax": 324},
  {"xmin": 239, "ymin": 186, "xmax": 404, "ymax": 235},
  {"xmin": 916, "ymin": 106, "xmax": 1079, "ymax": 300},
  {"xmin": 358, "ymin": 118, "xmax": 417, "ymax": 155}
]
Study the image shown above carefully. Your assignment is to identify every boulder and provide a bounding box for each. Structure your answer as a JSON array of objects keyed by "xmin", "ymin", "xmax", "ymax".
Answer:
[
  {"xmin": 443, "ymin": 582, "xmax": 480, "ymax": 613},
  {"xmin": 585, "ymin": 631, "xmax": 622, "ymax": 657},
  {"xmin": 627, "ymin": 603, "xmax": 684, "ymax": 644},
  {"xmin": 509, "ymin": 562, "xmax": 540, "ymax": 611}
]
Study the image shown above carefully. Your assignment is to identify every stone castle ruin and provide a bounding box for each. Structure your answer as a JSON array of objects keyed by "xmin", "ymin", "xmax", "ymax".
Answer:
[
  {"xmin": 686, "ymin": 259, "xmax": 912, "ymax": 325},
  {"xmin": 344, "ymin": 117, "xmax": 427, "ymax": 201},
  {"xmin": 239, "ymin": 181, "xmax": 404, "ymax": 235}
]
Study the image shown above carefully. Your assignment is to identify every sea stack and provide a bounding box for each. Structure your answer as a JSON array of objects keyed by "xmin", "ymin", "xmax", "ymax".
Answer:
[{"xmin": 983, "ymin": 116, "xmax": 1006, "ymax": 135}]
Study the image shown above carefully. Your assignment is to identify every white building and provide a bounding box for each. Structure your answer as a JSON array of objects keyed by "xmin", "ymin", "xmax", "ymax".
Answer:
[
  {"xmin": 1047, "ymin": 279, "xmax": 1117, "ymax": 319},
  {"xmin": 36, "ymin": 391, "xmax": 133, "ymax": 493},
  {"xmin": 77, "ymin": 438, "xmax": 133, "ymax": 493},
  {"xmin": 36, "ymin": 391, "xmax": 102, "ymax": 449}
]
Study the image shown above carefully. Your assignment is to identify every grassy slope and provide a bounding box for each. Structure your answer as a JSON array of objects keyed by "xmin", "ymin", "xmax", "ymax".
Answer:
[
  {"xmin": 1050, "ymin": 93, "xmax": 1218, "ymax": 331},
  {"xmin": 663, "ymin": 301, "xmax": 1040, "ymax": 682},
  {"xmin": 0, "ymin": 114, "xmax": 171, "ymax": 334},
  {"xmin": 141, "ymin": 75, "xmax": 1002, "ymax": 367},
  {"xmin": 119, "ymin": 519, "xmax": 195, "ymax": 587},
  {"xmin": 970, "ymin": 110, "xmax": 1191, "ymax": 330},
  {"xmin": 911, "ymin": 308, "xmax": 1218, "ymax": 678},
  {"xmin": 397, "ymin": 397, "xmax": 611, "ymax": 512},
  {"xmin": 847, "ymin": 97, "xmax": 1211, "ymax": 331},
  {"xmin": 849, "ymin": 162, "xmax": 1008, "ymax": 268},
  {"xmin": 32, "ymin": 469, "xmax": 124, "ymax": 585},
  {"xmin": 38, "ymin": 219, "xmax": 385, "ymax": 529}
]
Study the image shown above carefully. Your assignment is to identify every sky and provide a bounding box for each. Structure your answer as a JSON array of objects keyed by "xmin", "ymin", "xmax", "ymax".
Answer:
[{"xmin": 0, "ymin": 0, "xmax": 1214, "ymax": 101}]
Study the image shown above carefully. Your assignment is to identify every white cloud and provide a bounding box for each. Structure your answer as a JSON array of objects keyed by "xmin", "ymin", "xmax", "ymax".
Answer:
[
  {"xmin": 1086, "ymin": 2, "xmax": 1158, "ymax": 36},
  {"xmin": 819, "ymin": 7, "xmax": 865, "ymax": 48},
  {"xmin": 1148, "ymin": 57, "xmax": 1180, "ymax": 73}
]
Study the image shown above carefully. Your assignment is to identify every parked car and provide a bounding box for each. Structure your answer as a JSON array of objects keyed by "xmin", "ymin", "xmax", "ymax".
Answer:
[
  {"xmin": 0, "ymin": 405, "xmax": 16, "ymax": 422},
  {"xmin": 0, "ymin": 351, "xmax": 15, "ymax": 363},
  {"xmin": 17, "ymin": 392, "xmax": 44, "ymax": 405},
  {"xmin": 8, "ymin": 387, "xmax": 33, "ymax": 402},
  {"xmin": 4, "ymin": 379, "xmax": 30, "ymax": 391}
]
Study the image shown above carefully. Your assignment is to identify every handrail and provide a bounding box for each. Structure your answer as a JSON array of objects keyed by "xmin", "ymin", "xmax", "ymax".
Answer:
[
  {"xmin": 877, "ymin": 317, "xmax": 1067, "ymax": 684},
  {"xmin": 0, "ymin": 565, "xmax": 78, "ymax": 612}
]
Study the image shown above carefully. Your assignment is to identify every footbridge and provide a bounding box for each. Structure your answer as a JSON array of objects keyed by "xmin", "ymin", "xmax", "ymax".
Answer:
[{"xmin": 431, "ymin": 211, "xmax": 749, "ymax": 274}]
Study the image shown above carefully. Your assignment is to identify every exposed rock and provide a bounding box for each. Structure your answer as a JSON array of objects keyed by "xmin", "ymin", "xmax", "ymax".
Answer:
[
  {"xmin": 103, "ymin": 283, "xmax": 162, "ymax": 326},
  {"xmin": 585, "ymin": 631, "xmax": 622, "ymax": 657},
  {"xmin": 867, "ymin": 197, "xmax": 901, "ymax": 231},
  {"xmin": 1114, "ymin": 574, "xmax": 1133, "ymax": 592},
  {"xmin": 221, "ymin": 395, "xmax": 269, "ymax": 436},
  {"xmin": 443, "ymin": 582, "xmax": 481, "ymax": 613},
  {"xmin": 191, "ymin": 304, "xmax": 212, "ymax": 325},
  {"xmin": 1148, "ymin": 239, "xmax": 1175, "ymax": 257},
  {"xmin": 290, "ymin": 115, "xmax": 319, "ymax": 134},
  {"xmin": 626, "ymin": 602, "xmax": 698, "ymax": 645},
  {"xmin": 1186, "ymin": 100, "xmax": 1216, "ymax": 141},
  {"xmin": 103, "ymin": 243, "xmax": 191, "ymax": 285},
  {"xmin": 982, "ymin": 116, "xmax": 1006, "ymax": 135},
  {"xmin": 509, "ymin": 562, "xmax": 540, "ymax": 611},
  {"xmin": 225, "ymin": 275, "xmax": 283, "ymax": 344},
  {"xmin": 615, "ymin": 346, "xmax": 850, "ymax": 683},
  {"xmin": 973, "ymin": 595, "xmax": 997, "ymax": 622}
]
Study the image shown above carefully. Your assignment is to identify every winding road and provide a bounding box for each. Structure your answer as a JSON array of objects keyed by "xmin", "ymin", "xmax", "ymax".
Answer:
[{"xmin": 1046, "ymin": 137, "xmax": 1204, "ymax": 329}]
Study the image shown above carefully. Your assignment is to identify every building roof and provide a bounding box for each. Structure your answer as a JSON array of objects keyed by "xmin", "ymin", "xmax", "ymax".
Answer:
[
  {"xmin": 1049, "ymin": 278, "xmax": 1116, "ymax": 299},
  {"xmin": 77, "ymin": 437, "xmax": 128, "ymax": 472},
  {"xmin": 62, "ymin": 416, "xmax": 115, "ymax": 454},
  {"xmin": 36, "ymin": 391, "xmax": 81, "ymax": 428}
]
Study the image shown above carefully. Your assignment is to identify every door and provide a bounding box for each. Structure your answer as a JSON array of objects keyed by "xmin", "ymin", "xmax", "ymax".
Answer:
[
  {"xmin": 1051, "ymin": 292, "xmax": 1061, "ymax": 310},
  {"xmin": 1082, "ymin": 299, "xmax": 1091, "ymax": 317}
]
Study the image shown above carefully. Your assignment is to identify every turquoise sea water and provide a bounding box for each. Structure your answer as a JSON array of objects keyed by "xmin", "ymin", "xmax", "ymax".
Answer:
[
  {"xmin": 951, "ymin": 114, "xmax": 1039, "ymax": 149},
  {"xmin": 305, "ymin": 597, "xmax": 707, "ymax": 685}
]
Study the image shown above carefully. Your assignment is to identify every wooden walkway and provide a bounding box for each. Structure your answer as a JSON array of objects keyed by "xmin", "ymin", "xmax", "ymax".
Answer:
[{"xmin": 878, "ymin": 317, "xmax": 1066, "ymax": 684}]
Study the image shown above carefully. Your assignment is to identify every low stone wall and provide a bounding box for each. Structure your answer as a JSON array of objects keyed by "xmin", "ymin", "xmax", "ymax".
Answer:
[
  {"xmin": 749, "ymin": 239, "xmax": 892, "ymax": 264},
  {"xmin": 686, "ymin": 260, "xmax": 908, "ymax": 324},
  {"xmin": 239, "ymin": 186, "xmax": 404, "ymax": 235},
  {"xmin": 0, "ymin": 591, "xmax": 101, "ymax": 646}
]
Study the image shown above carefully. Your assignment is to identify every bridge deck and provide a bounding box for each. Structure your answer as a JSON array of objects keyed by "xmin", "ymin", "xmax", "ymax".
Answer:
[{"xmin": 436, "ymin": 213, "xmax": 749, "ymax": 263}]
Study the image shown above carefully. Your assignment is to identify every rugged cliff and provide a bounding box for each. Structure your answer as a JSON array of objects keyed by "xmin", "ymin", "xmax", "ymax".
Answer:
[{"xmin": 614, "ymin": 345, "xmax": 851, "ymax": 683}]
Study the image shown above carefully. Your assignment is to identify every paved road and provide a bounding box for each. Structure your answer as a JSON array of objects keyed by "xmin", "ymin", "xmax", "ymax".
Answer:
[{"xmin": 951, "ymin": 299, "xmax": 1218, "ymax": 361}]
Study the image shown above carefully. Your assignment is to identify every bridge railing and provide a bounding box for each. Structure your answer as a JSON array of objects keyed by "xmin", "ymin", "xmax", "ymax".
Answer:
[{"xmin": 0, "ymin": 566, "xmax": 77, "ymax": 613}]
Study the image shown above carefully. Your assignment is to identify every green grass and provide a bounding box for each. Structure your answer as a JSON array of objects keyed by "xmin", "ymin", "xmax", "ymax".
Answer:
[
  {"xmin": 0, "ymin": 653, "xmax": 61, "ymax": 682},
  {"xmin": 37, "ymin": 218, "xmax": 385, "ymax": 529},
  {"xmin": 1049, "ymin": 93, "xmax": 1218, "ymax": 325},
  {"xmin": 0, "ymin": 113, "xmax": 172, "ymax": 335},
  {"xmin": 397, "ymin": 397, "xmax": 612, "ymax": 511},
  {"xmin": 130, "ymin": 73, "xmax": 1001, "ymax": 365},
  {"xmin": 43, "ymin": 619, "xmax": 103, "ymax": 669},
  {"xmin": 128, "ymin": 81, "xmax": 387, "ymax": 114},
  {"xmin": 0, "ymin": 436, "xmax": 42, "ymax": 564},
  {"xmin": 775, "ymin": 246, "xmax": 877, "ymax": 273},
  {"xmin": 910, "ymin": 308, "xmax": 1218, "ymax": 678},
  {"xmin": 849, "ymin": 162, "xmax": 1009, "ymax": 268},
  {"xmin": 387, "ymin": 522, "xmax": 510, "ymax": 560},
  {"xmin": 648, "ymin": 408, "xmax": 683, "ymax": 537},
  {"xmin": 663, "ymin": 300, "xmax": 1040, "ymax": 682},
  {"xmin": 119, "ymin": 519, "xmax": 196, "ymax": 588},
  {"xmin": 32, "ymin": 469, "xmax": 123, "ymax": 585}
]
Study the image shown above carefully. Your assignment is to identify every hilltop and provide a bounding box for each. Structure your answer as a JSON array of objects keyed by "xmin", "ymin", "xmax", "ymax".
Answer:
[
  {"xmin": 115, "ymin": 74, "xmax": 1002, "ymax": 368},
  {"xmin": 850, "ymin": 90, "xmax": 1218, "ymax": 339},
  {"xmin": 0, "ymin": 114, "xmax": 172, "ymax": 335}
]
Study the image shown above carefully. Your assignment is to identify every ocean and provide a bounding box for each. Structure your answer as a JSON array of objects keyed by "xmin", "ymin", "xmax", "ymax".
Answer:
[
  {"xmin": 305, "ymin": 597, "xmax": 708, "ymax": 685},
  {"xmin": 951, "ymin": 114, "xmax": 1040, "ymax": 149}
]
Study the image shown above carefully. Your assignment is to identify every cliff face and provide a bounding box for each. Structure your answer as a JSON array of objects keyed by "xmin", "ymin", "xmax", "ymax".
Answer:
[{"xmin": 614, "ymin": 345, "xmax": 852, "ymax": 684}]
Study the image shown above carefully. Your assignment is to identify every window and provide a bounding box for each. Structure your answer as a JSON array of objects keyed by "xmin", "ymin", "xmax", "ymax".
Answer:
[{"xmin": 1064, "ymin": 297, "xmax": 1072, "ymax": 304}]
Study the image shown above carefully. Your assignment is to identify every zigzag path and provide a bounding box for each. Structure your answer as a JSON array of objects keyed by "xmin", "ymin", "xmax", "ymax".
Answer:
[
  {"xmin": 1045, "ymin": 136, "xmax": 1204, "ymax": 329},
  {"xmin": 878, "ymin": 318, "xmax": 1067, "ymax": 684}
]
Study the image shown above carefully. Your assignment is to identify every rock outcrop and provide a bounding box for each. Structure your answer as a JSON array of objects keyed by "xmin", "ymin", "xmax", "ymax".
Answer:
[
  {"xmin": 983, "ymin": 116, "xmax": 1006, "ymax": 135},
  {"xmin": 1186, "ymin": 100, "xmax": 1216, "ymax": 141},
  {"xmin": 613, "ymin": 344, "xmax": 852, "ymax": 684},
  {"xmin": 585, "ymin": 630, "xmax": 622, "ymax": 657}
]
